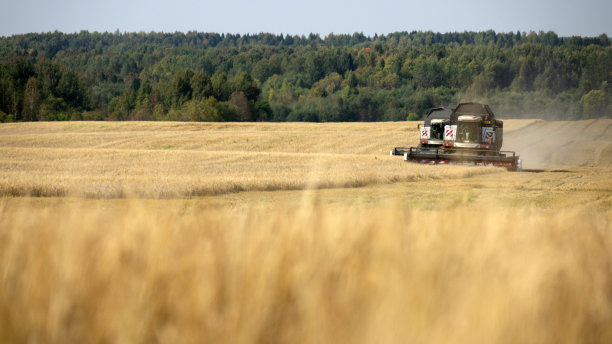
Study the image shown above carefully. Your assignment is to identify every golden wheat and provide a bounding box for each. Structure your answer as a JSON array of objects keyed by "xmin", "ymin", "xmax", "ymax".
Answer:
[
  {"xmin": 0, "ymin": 121, "xmax": 505, "ymax": 198},
  {"xmin": 2, "ymin": 119, "xmax": 610, "ymax": 199},
  {"xmin": 0, "ymin": 200, "xmax": 610, "ymax": 344},
  {"xmin": 0, "ymin": 120, "xmax": 611, "ymax": 343}
]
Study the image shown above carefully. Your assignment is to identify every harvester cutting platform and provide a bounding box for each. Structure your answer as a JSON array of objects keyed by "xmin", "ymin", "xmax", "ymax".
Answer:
[{"xmin": 391, "ymin": 103, "xmax": 521, "ymax": 171}]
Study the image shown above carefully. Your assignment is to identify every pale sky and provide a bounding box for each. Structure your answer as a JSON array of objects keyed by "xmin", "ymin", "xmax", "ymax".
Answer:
[{"xmin": 1, "ymin": 0, "xmax": 610, "ymax": 37}]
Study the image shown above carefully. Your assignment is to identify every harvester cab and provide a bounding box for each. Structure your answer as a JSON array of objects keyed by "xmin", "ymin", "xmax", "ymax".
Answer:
[
  {"xmin": 420, "ymin": 108, "xmax": 452, "ymax": 148},
  {"xmin": 391, "ymin": 103, "xmax": 521, "ymax": 171},
  {"xmin": 444, "ymin": 103, "xmax": 503, "ymax": 152},
  {"xmin": 390, "ymin": 107, "xmax": 451, "ymax": 157}
]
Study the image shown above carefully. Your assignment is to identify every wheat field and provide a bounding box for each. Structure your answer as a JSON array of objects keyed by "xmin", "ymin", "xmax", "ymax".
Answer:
[
  {"xmin": 1, "ymin": 120, "xmax": 611, "ymax": 343},
  {"xmin": 0, "ymin": 121, "xmax": 502, "ymax": 198}
]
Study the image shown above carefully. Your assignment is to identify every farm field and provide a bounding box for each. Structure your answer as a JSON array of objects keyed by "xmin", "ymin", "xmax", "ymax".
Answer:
[{"xmin": 1, "ymin": 119, "xmax": 611, "ymax": 343}]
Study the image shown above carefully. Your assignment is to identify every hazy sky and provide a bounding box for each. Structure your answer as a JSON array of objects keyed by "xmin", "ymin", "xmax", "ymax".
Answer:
[{"xmin": 1, "ymin": 0, "xmax": 611, "ymax": 37}]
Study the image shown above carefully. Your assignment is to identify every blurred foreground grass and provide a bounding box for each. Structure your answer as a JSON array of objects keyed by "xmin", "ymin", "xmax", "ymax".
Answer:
[{"xmin": 1, "ymin": 200, "xmax": 610, "ymax": 344}]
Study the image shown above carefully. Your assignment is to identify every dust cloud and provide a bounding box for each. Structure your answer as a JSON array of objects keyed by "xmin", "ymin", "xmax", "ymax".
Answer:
[{"xmin": 502, "ymin": 119, "xmax": 612, "ymax": 169}]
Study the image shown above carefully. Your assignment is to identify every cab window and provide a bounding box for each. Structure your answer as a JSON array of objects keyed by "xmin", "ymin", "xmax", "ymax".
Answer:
[
  {"xmin": 457, "ymin": 122, "xmax": 480, "ymax": 142},
  {"xmin": 430, "ymin": 123, "xmax": 444, "ymax": 140}
]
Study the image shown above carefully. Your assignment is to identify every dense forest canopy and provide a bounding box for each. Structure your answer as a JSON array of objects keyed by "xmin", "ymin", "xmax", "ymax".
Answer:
[{"xmin": 0, "ymin": 30, "xmax": 611, "ymax": 122}]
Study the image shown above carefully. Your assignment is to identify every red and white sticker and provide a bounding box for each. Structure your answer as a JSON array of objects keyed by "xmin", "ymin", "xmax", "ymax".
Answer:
[
  {"xmin": 420, "ymin": 127, "xmax": 430, "ymax": 139},
  {"xmin": 444, "ymin": 125, "xmax": 457, "ymax": 141}
]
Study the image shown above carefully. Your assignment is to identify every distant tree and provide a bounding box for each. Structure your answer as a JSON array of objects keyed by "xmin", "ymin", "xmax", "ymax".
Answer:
[
  {"xmin": 581, "ymin": 90, "xmax": 607, "ymax": 118},
  {"xmin": 36, "ymin": 59, "xmax": 62, "ymax": 100},
  {"xmin": 22, "ymin": 77, "xmax": 40, "ymax": 121},
  {"xmin": 312, "ymin": 72, "xmax": 343, "ymax": 94},
  {"xmin": 489, "ymin": 62, "xmax": 514, "ymax": 89},
  {"xmin": 136, "ymin": 80, "xmax": 152, "ymax": 102},
  {"xmin": 132, "ymin": 80, "xmax": 153, "ymax": 120},
  {"xmin": 39, "ymin": 96, "xmax": 67, "ymax": 121},
  {"xmin": 269, "ymin": 81, "xmax": 297, "ymax": 107},
  {"xmin": 200, "ymin": 97, "xmax": 224, "ymax": 121},
  {"xmin": 172, "ymin": 69, "xmax": 195, "ymax": 106},
  {"xmin": 231, "ymin": 72, "xmax": 260, "ymax": 101},
  {"xmin": 0, "ymin": 30, "xmax": 610, "ymax": 122},
  {"xmin": 228, "ymin": 91, "xmax": 252, "ymax": 121},
  {"xmin": 56, "ymin": 70, "xmax": 85, "ymax": 109},
  {"xmin": 9, "ymin": 57, "xmax": 35, "ymax": 90},
  {"xmin": 406, "ymin": 113, "xmax": 420, "ymax": 121},
  {"xmin": 253, "ymin": 98, "xmax": 272, "ymax": 121},
  {"xmin": 0, "ymin": 109, "xmax": 13, "ymax": 122},
  {"xmin": 191, "ymin": 72, "xmax": 212, "ymax": 100},
  {"xmin": 211, "ymin": 71, "xmax": 229, "ymax": 101},
  {"xmin": 110, "ymin": 88, "xmax": 136, "ymax": 120},
  {"xmin": 413, "ymin": 57, "xmax": 445, "ymax": 88},
  {"xmin": 0, "ymin": 68, "xmax": 14, "ymax": 117},
  {"xmin": 511, "ymin": 56, "xmax": 536, "ymax": 92},
  {"xmin": 344, "ymin": 71, "xmax": 358, "ymax": 88}
]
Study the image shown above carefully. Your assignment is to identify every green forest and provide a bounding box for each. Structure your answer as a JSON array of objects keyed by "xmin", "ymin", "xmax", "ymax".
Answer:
[{"xmin": 0, "ymin": 30, "xmax": 611, "ymax": 122}]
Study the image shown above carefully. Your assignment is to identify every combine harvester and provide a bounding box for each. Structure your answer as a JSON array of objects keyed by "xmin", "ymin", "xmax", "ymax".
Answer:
[
  {"xmin": 391, "ymin": 103, "xmax": 522, "ymax": 171},
  {"xmin": 391, "ymin": 107, "xmax": 452, "ymax": 155}
]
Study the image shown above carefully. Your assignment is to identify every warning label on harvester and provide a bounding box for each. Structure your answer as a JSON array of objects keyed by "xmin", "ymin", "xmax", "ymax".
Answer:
[
  {"xmin": 444, "ymin": 125, "xmax": 457, "ymax": 140},
  {"xmin": 482, "ymin": 127, "xmax": 495, "ymax": 143},
  {"xmin": 420, "ymin": 127, "xmax": 430, "ymax": 139}
]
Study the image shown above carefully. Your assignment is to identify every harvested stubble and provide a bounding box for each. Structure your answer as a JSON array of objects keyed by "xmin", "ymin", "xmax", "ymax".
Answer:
[{"xmin": 0, "ymin": 121, "xmax": 498, "ymax": 198}]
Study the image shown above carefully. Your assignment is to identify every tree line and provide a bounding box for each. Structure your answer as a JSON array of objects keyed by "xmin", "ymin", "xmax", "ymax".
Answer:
[{"xmin": 0, "ymin": 30, "xmax": 611, "ymax": 123}]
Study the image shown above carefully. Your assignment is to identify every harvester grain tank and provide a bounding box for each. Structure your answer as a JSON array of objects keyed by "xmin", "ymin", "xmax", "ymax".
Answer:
[{"xmin": 391, "ymin": 103, "xmax": 521, "ymax": 171}]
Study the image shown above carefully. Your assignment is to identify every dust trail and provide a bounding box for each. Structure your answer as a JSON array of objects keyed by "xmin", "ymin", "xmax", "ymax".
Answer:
[{"xmin": 503, "ymin": 119, "xmax": 612, "ymax": 169}]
